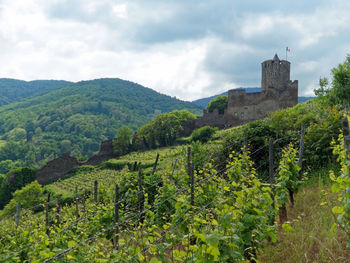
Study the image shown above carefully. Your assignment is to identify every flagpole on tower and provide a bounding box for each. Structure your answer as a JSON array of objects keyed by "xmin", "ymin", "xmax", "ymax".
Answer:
[
  {"xmin": 286, "ymin": 47, "xmax": 287, "ymax": 61},
  {"xmin": 286, "ymin": 47, "xmax": 290, "ymax": 61}
]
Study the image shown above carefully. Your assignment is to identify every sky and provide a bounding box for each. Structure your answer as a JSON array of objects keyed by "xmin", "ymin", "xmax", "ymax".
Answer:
[{"xmin": 0, "ymin": 0, "xmax": 350, "ymax": 101}]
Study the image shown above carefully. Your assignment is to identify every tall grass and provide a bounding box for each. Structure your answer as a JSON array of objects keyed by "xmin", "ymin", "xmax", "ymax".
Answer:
[{"xmin": 259, "ymin": 165, "xmax": 350, "ymax": 262}]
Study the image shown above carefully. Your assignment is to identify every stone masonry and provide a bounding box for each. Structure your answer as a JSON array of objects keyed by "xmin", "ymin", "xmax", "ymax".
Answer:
[{"xmin": 183, "ymin": 54, "xmax": 298, "ymax": 134}]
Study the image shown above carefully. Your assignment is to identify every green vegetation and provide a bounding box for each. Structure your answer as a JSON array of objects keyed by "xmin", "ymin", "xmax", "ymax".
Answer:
[
  {"xmin": 1, "ymin": 55, "xmax": 350, "ymax": 261},
  {"xmin": 112, "ymin": 126, "xmax": 133, "ymax": 156},
  {"xmin": 0, "ymin": 78, "xmax": 201, "ymax": 174},
  {"xmin": 0, "ymin": 79, "xmax": 72, "ymax": 106},
  {"xmin": 206, "ymin": 95, "xmax": 228, "ymax": 114},
  {"xmin": 275, "ymin": 144, "xmax": 301, "ymax": 223},
  {"xmin": 259, "ymin": 175, "xmax": 350, "ymax": 262},
  {"xmin": 133, "ymin": 110, "xmax": 196, "ymax": 150},
  {"xmin": 0, "ymin": 181, "xmax": 43, "ymax": 216},
  {"xmin": 0, "ymin": 167, "xmax": 36, "ymax": 210},
  {"xmin": 191, "ymin": 125, "xmax": 218, "ymax": 143},
  {"xmin": 330, "ymin": 132, "xmax": 350, "ymax": 249}
]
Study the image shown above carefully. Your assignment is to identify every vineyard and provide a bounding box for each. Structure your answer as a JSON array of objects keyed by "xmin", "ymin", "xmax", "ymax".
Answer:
[{"xmin": 1, "ymin": 101, "xmax": 350, "ymax": 261}]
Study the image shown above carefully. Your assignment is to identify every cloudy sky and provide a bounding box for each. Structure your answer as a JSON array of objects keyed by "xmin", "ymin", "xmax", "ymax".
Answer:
[{"xmin": 0, "ymin": 0, "xmax": 350, "ymax": 101}]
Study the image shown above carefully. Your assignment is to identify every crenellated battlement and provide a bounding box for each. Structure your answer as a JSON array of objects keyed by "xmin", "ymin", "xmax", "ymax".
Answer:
[{"xmin": 181, "ymin": 54, "xmax": 298, "ymax": 135}]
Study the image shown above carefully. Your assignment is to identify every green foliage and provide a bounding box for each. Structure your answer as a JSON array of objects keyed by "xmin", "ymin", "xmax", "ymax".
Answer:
[
  {"xmin": 0, "ymin": 78, "xmax": 200, "ymax": 174},
  {"xmin": 133, "ymin": 111, "xmax": 185, "ymax": 150},
  {"xmin": 330, "ymin": 132, "xmax": 350, "ymax": 248},
  {"xmin": 221, "ymin": 119, "xmax": 275, "ymax": 180},
  {"xmin": 0, "ymin": 143, "xmax": 277, "ymax": 262},
  {"xmin": 0, "ymin": 167, "xmax": 36, "ymax": 209},
  {"xmin": 112, "ymin": 126, "xmax": 133, "ymax": 156},
  {"xmin": 275, "ymin": 143, "xmax": 301, "ymax": 207},
  {"xmin": 314, "ymin": 77, "xmax": 330, "ymax": 97},
  {"xmin": 0, "ymin": 79, "xmax": 71, "ymax": 107},
  {"xmin": 191, "ymin": 125, "xmax": 218, "ymax": 143},
  {"xmin": 220, "ymin": 98, "xmax": 342, "ymax": 181},
  {"xmin": 0, "ymin": 181, "xmax": 44, "ymax": 216},
  {"xmin": 329, "ymin": 55, "xmax": 350, "ymax": 104},
  {"xmin": 206, "ymin": 95, "xmax": 228, "ymax": 114},
  {"xmin": 169, "ymin": 109, "xmax": 197, "ymax": 121}
]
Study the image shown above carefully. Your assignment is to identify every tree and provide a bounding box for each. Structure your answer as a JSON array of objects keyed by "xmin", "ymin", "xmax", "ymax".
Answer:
[
  {"xmin": 314, "ymin": 77, "xmax": 329, "ymax": 97},
  {"xmin": 133, "ymin": 112, "xmax": 183, "ymax": 150},
  {"xmin": 170, "ymin": 110, "xmax": 196, "ymax": 121},
  {"xmin": 329, "ymin": 55, "xmax": 350, "ymax": 104},
  {"xmin": 113, "ymin": 126, "xmax": 133, "ymax": 156},
  {"xmin": 207, "ymin": 96, "xmax": 228, "ymax": 114},
  {"xmin": 0, "ymin": 167, "xmax": 36, "ymax": 209},
  {"xmin": 1, "ymin": 181, "xmax": 43, "ymax": 216}
]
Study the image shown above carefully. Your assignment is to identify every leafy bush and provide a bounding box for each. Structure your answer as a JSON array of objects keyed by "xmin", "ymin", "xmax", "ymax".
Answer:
[
  {"xmin": 330, "ymin": 132, "xmax": 350, "ymax": 248},
  {"xmin": 0, "ymin": 167, "xmax": 36, "ymax": 209},
  {"xmin": 113, "ymin": 126, "xmax": 133, "ymax": 156},
  {"xmin": 207, "ymin": 95, "xmax": 228, "ymax": 114},
  {"xmin": 0, "ymin": 181, "xmax": 44, "ymax": 216},
  {"xmin": 191, "ymin": 125, "xmax": 218, "ymax": 143},
  {"xmin": 133, "ymin": 111, "xmax": 185, "ymax": 150}
]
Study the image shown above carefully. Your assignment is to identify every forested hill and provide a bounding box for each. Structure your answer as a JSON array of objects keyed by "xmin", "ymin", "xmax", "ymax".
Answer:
[
  {"xmin": 0, "ymin": 78, "xmax": 72, "ymax": 106},
  {"xmin": 0, "ymin": 78, "xmax": 201, "ymax": 174}
]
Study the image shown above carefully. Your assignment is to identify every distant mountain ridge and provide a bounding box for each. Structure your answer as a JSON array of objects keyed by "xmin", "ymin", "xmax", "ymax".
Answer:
[
  {"xmin": 192, "ymin": 88, "xmax": 315, "ymax": 108},
  {"xmin": 0, "ymin": 78, "xmax": 73, "ymax": 106}
]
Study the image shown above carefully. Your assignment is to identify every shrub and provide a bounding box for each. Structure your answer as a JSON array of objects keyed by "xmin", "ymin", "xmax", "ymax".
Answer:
[
  {"xmin": 191, "ymin": 125, "xmax": 218, "ymax": 143},
  {"xmin": 1, "ymin": 181, "xmax": 44, "ymax": 216},
  {"xmin": 207, "ymin": 95, "xmax": 228, "ymax": 114}
]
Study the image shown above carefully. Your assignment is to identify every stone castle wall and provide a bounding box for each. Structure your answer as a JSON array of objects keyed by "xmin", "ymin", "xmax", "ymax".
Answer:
[
  {"xmin": 36, "ymin": 139, "xmax": 116, "ymax": 184},
  {"xmin": 36, "ymin": 54, "xmax": 298, "ymax": 183},
  {"xmin": 183, "ymin": 54, "xmax": 298, "ymax": 134}
]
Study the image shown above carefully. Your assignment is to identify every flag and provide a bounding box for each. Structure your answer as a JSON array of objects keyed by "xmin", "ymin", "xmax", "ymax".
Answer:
[{"xmin": 286, "ymin": 47, "xmax": 290, "ymax": 52}]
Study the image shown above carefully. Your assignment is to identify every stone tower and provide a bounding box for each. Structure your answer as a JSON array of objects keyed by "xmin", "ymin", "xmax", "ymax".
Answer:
[
  {"xmin": 261, "ymin": 53, "xmax": 291, "ymax": 92},
  {"xmin": 182, "ymin": 54, "xmax": 298, "ymax": 134}
]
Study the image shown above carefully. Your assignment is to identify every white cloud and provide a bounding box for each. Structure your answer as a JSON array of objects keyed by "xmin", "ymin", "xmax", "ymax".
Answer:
[{"xmin": 0, "ymin": 0, "xmax": 350, "ymax": 100}]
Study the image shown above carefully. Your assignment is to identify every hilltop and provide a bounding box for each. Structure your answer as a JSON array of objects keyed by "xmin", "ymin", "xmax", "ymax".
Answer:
[
  {"xmin": 192, "ymin": 88, "xmax": 315, "ymax": 108},
  {"xmin": 0, "ymin": 78, "xmax": 72, "ymax": 106},
  {"xmin": 0, "ymin": 78, "xmax": 201, "ymax": 174}
]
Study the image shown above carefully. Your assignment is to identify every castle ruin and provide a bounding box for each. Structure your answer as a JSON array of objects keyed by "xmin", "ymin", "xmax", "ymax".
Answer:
[{"xmin": 183, "ymin": 54, "xmax": 298, "ymax": 134}]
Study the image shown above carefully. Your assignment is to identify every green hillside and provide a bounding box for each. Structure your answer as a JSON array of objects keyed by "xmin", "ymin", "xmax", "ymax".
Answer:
[
  {"xmin": 0, "ymin": 78, "xmax": 72, "ymax": 106},
  {"xmin": 0, "ymin": 96, "xmax": 348, "ymax": 261},
  {"xmin": 0, "ymin": 78, "xmax": 201, "ymax": 174},
  {"xmin": 1, "ymin": 55, "xmax": 350, "ymax": 262}
]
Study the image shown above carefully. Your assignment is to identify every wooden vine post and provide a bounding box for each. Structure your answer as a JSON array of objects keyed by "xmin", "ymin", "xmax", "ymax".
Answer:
[
  {"xmin": 268, "ymin": 138, "xmax": 275, "ymax": 186},
  {"xmin": 75, "ymin": 186, "xmax": 80, "ymax": 219},
  {"xmin": 243, "ymin": 135, "xmax": 248, "ymax": 151},
  {"xmin": 114, "ymin": 184, "xmax": 119, "ymax": 249},
  {"xmin": 190, "ymin": 164, "xmax": 194, "ymax": 207},
  {"xmin": 187, "ymin": 147, "xmax": 191, "ymax": 177},
  {"xmin": 152, "ymin": 153, "xmax": 160, "ymax": 175},
  {"xmin": 171, "ymin": 158, "xmax": 178, "ymax": 179},
  {"xmin": 298, "ymin": 124, "xmax": 305, "ymax": 180},
  {"xmin": 94, "ymin": 180, "xmax": 98, "ymax": 203},
  {"xmin": 45, "ymin": 193, "xmax": 51, "ymax": 236},
  {"xmin": 15, "ymin": 202, "xmax": 21, "ymax": 228},
  {"xmin": 138, "ymin": 167, "xmax": 145, "ymax": 224},
  {"xmin": 187, "ymin": 147, "xmax": 194, "ymax": 207},
  {"xmin": 342, "ymin": 116, "xmax": 350, "ymax": 160},
  {"xmin": 56, "ymin": 195, "xmax": 61, "ymax": 225}
]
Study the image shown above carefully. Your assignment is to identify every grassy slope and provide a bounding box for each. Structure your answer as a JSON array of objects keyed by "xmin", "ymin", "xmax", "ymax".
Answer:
[
  {"xmin": 45, "ymin": 145, "xmax": 186, "ymax": 197},
  {"xmin": 259, "ymin": 166, "xmax": 350, "ymax": 262}
]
